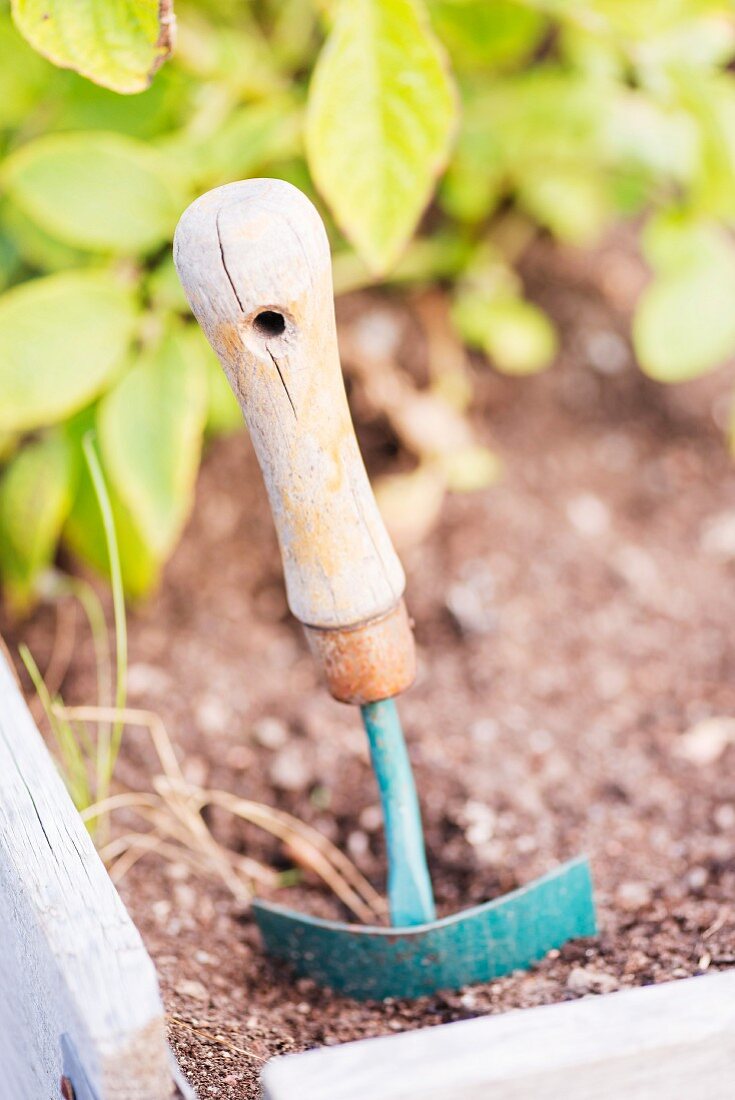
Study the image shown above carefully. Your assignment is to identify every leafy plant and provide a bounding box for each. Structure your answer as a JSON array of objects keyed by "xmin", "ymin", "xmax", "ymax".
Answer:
[
  {"xmin": 20, "ymin": 433, "xmax": 127, "ymax": 836},
  {"xmin": 1, "ymin": 0, "xmax": 735, "ymax": 608}
]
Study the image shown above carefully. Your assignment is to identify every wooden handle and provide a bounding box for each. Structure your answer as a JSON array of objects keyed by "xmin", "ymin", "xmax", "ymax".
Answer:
[{"xmin": 174, "ymin": 179, "xmax": 415, "ymax": 704}]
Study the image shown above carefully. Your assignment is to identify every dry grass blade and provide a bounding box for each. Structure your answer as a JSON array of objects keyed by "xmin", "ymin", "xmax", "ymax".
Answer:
[
  {"xmin": 59, "ymin": 705, "xmax": 184, "ymax": 780},
  {"xmin": 153, "ymin": 777, "xmax": 250, "ymax": 900},
  {"xmin": 83, "ymin": 785, "xmax": 277, "ymax": 896},
  {"xmin": 80, "ymin": 791, "xmax": 162, "ymax": 819},
  {"xmin": 55, "ymin": 702, "xmax": 386, "ymax": 922},
  {"xmin": 203, "ymin": 789, "xmax": 387, "ymax": 921},
  {"xmin": 168, "ymin": 1016, "xmax": 265, "ymax": 1064},
  {"xmin": 103, "ymin": 832, "xmax": 230, "ymax": 885}
]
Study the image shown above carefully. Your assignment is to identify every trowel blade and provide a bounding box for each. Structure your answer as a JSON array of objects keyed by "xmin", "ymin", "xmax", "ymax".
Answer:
[{"xmin": 252, "ymin": 856, "xmax": 595, "ymax": 1001}]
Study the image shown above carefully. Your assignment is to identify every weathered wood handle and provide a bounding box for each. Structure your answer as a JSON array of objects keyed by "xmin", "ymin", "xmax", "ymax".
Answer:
[{"xmin": 174, "ymin": 179, "xmax": 415, "ymax": 704}]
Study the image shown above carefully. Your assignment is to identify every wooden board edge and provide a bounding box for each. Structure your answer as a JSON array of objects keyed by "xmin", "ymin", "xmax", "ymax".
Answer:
[
  {"xmin": 0, "ymin": 647, "xmax": 196, "ymax": 1099},
  {"xmin": 262, "ymin": 968, "xmax": 735, "ymax": 1100}
]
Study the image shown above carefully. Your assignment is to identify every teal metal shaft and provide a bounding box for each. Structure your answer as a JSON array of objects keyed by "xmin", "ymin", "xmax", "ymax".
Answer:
[{"xmin": 360, "ymin": 699, "xmax": 436, "ymax": 926}]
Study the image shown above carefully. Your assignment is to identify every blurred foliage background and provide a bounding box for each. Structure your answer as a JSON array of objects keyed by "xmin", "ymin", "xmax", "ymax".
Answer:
[{"xmin": 1, "ymin": 0, "xmax": 735, "ymax": 611}]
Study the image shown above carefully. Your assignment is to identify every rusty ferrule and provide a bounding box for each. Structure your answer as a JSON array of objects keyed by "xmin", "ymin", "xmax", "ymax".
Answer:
[{"xmin": 303, "ymin": 599, "xmax": 416, "ymax": 705}]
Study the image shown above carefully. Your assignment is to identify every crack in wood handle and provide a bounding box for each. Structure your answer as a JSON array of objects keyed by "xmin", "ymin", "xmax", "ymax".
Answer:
[{"xmin": 174, "ymin": 179, "xmax": 415, "ymax": 703}]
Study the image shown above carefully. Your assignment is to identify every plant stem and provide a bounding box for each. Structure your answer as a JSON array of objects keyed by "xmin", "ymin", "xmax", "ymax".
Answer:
[{"xmin": 82, "ymin": 433, "xmax": 127, "ymax": 839}]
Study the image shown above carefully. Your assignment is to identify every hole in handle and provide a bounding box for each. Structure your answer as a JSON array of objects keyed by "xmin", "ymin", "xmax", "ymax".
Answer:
[{"xmin": 253, "ymin": 310, "xmax": 286, "ymax": 338}]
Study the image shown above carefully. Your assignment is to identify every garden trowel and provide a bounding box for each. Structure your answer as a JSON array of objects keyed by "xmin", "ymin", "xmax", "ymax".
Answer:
[{"xmin": 174, "ymin": 178, "xmax": 596, "ymax": 1000}]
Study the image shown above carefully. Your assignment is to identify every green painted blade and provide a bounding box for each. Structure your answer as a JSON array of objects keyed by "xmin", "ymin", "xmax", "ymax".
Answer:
[{"xmin": 253, "ymin": 856, "xmax": 596, "ymax": 1000}]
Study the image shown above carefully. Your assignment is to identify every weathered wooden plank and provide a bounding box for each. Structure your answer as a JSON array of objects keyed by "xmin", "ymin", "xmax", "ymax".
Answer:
[
  {"xmin": 0, "ymin": 651, "xmax": 183, "ymax": 1099},
  {"xmin": 262, "ymin": 969, "xmax": 735, "ymax": 1100}
]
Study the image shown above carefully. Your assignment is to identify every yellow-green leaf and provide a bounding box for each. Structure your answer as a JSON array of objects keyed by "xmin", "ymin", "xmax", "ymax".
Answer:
[
  {"xmin": 3, "ymin": 132, "xmax": 185, "ymax": 254},
  {"xmin": 97, "ymin": 326, "xmax": 207, "ymax": 561},
  {"xmin": 306, "ymin": 0, "xmax": 457, "ymax": 274},
  {"xmin": 0, "ymin": 433, "xmax": 76, "ymax": 611},
  {"xmin": 634, "ymin": 218, "xmax": 735, "ymax": 383},
  {"xmin": 0, "ymin": 271, "xmax": 138, "ymax": 432},
  {"xmin": 453, "ymin": 289, "xmax": 557, "ymax": 375},
  {"xmin": 2, "ymin": 201, "xmax": 89, "ymax": 272},
  {"xmin": 11, "ymin": 0, "xmax": 174, "ymax": 95},
  {"xmin": 429, "ymin": 0, "xmax": 545, "ymax": 72}
]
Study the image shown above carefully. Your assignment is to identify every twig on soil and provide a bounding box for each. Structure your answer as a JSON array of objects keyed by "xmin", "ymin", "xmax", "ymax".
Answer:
[{"xmin": 168, "ymin": 1016, "xmax": 266, "ymax": 1063}]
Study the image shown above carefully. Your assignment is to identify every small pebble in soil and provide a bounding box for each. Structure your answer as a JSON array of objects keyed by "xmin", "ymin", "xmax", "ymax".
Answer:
[
  {"xmin": 714, "ymin": 804, "xmax": 735, "ymax": 830},
  {"xmin": 350, "ymin": 308, "xmax": 403, "ymax": 360},
  {"xmin": 252, "ymin": 715, "xmax": 289, "ymax": 750},
  {"xmin": 126, "ymin": 662, "xmax": 171, "ymax": 698},
  {"xmin": 173, "ymin": 883, "xmax": 197, "ymax": 912},
  {"xmin": 687, "ymin": 866, "xmax": 709, "ymax": 892},
  {"xmin": 445, "ymin": 561, "xmax": 497, "ymax": 636},
  {"xmin": 347, "ymin": 830, "xmax": 369, "ymax": 858},
  {"xmin": 175, "ymin": 978, "xmax": 210, "ymax": 1003},
  {"xmin": 359, "ymin": 804, "xmax": 383, "ymax": 831},
  {"xmin": 675, "ymin": 717, "xmax": 735, "ymax": 766},
  {"xmin": 699, "ymin": 510, "xmax": 735, "ymax": 561},
  {"xmin": 582, "ymin": 328, "xmax": 629, "ymax": 375},
  {"xmin": 152, "ymin": 900, "xmax": 171, "ymax": 924},
  {"xmin": 615, "ymin": 881, "xmax": 652, "ymax": 911},
  {"xmin": 470, "ymin": 718, "xmax": 499, "ymax": 744},
  {"xmin": 566, "ymin": 967, "xmax": 619, "ymax": 995},
  {"xmin": 566, "ymin": 493, "xmax": 610, "ymax": 538},
  {"xmin": 165, "ymin": 862, "xmax": 190, "ymax": 882},
  {"xmin": 196, "ymin": 694, "xmax": 232, "ymax": 736},
  {"xmin": 460, "ymin": 800, "xmax": 497, "ymax": 847},
  {"xmin": 195, "ymin": 951, "xmax": 219, "ymax": 966},
  {"xmin": 269, "ymin": 743, "xmax": 315, "ymax": 790}
]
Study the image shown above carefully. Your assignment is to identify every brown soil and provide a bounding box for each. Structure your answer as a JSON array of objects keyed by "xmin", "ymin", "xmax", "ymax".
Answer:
[{"xmin": 6, "ymin": 235, "xmax": 735, "ymax": 1098}]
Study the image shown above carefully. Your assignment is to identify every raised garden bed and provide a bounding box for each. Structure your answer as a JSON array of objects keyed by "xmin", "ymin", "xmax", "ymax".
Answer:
[{"xmin": 4, "ymin": 236, "xmax": 735, "ymax": 1098}]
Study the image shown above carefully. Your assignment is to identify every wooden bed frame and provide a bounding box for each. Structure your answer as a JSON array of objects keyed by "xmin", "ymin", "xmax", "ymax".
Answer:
[
  {"xmin": 0, "ymin": 650, "xmax": 193, "ymax": 1099},
  {"xmin": 263, "ymin": 966, "xmax": 735, "ymax": 1099}
]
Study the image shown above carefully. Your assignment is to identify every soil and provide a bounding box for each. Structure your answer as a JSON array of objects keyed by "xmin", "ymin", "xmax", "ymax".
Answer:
[{"xmin": 5, "ymin": 233, "xmax": 735, "ymax": 1099}]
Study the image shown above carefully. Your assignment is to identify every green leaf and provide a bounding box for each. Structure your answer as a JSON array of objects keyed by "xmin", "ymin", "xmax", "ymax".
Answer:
[
  {"xmin": 453, "ymin": 290, "xmax": 557, "ymax": 375},
  {"xmin": 305, "ymin": 0, "xmax": 458, "ymax": 274},
  {"xmin": 10, "ymin": 0, "xmax": 174, "ymax": 94},
  {"xmin": 440, "ymin": 88, "xmax": 506, "ymax": 224},
  {"xmin": 50, "ymin": 63, "xmax": 183, "ymax": 138},
  {"xmin": 162, "ymin": 98, "xmax": 302, "ymax": 189},
  {"xmin": 633, "ymin": 216, "xmax": 735, "ymax": 382},
  {"xmin": 678, "ymin": 73, "xmax": 735, "ymax": 223},
  {"xmin": 0, "ymin": 433, "xmax": 19, "ymax": 462},
  {"xmin": 0, "ymin": 271, "xmax": 138, "ymax": 433},
  {"xmin": 0, "ymin": 433, "xmax": 76, "ymax": 611},
  {"xmin": 147, "ymin": 255, "xmax": 189, "ymax": 314},
  {"xmin": 518, "ymin": 168, "xmax": 608, "ymax": 245},
  {"xmin": 0, "ymin": 9, "xmax": 51, "ymax": 128},
  {"xmin": 63, "ymin": 435, "xmax": 159, "ymax": 598},
  {"xmin": 175, "ymin": 9, "xmax": 284, "ymax": 98},
  {"xmin": 0, "ymin": 216, "xmax": 21, "ymax": 291},
  {"xmin": 97, "ymin": 326, "xmax": 207, "ymax": 561},
  {"xmin": 429, "ymin": 0, "xmax": 545, "ymax": 72},
  {"xmin": 2, "ymin": 132, "xmax": 186, "ymax": 254},
  {"xmin": 2, "ymin": 200, "xmax": 89, "ymax": 272}
]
